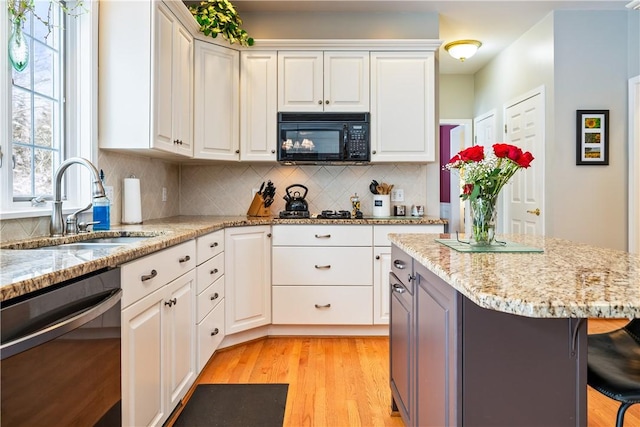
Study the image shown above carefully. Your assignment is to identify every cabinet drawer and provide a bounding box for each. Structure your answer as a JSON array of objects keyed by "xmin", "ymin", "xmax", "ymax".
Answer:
[
  {"xmin": 196, "ymin": 230, "xmax": 224, "ymax": 265},
  {"xmin": 196, "ymin": 252, "xmax": 224, "ymax": 293},
  {"xmin": 272, "ymin": 247, "xmax": 372, "ymax": 285},
  {"xmin": 373, "ymin": 224, "xmax": 444, "ymax": 246},
  {"xmin": 272, "ymin": 286, "xmax": 372, "ymax": 324},
  {"xmin": 121, "ymin": 240, "xmax": 196, "ymax": 308},
  {"xmin": 272, "ymin": 225, "xmax": 372, "ymax": 246},
  {"xmin": 391, "ymin": 244, "xmax": 414, "ymax": 293},
  {"xmin": 196, "ymin": 276, "xmax": 224, "ymax": 323},
  {"xmin": 197, "ymin": 301, "xmax": 225, "ymax": 372}
]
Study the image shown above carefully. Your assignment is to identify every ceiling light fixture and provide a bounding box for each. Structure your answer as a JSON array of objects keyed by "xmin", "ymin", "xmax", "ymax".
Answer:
[{"xmin": 444, "ymin": 40, "xmax": 482, "ymax": 62}]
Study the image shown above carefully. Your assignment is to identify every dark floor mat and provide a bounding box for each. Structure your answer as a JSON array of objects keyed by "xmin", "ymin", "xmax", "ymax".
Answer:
[{"xmin": 173, "ymin": 383, "xmax": 288, "ymax": 427}]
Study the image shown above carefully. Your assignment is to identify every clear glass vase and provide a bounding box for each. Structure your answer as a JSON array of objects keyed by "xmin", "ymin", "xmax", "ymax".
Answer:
[
  {"xmin": 9, "ymin": 18, "xmax": 29, "ymax": 72},
  {"xmin": 469, "ymin": 197, "xmax": 497, "ymax": 246}
]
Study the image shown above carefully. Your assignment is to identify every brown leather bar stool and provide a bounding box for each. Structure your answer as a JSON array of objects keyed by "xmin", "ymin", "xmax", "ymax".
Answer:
[{"xmin": 587, "ymin": 319, "xmax": 640, "ymax": 427}]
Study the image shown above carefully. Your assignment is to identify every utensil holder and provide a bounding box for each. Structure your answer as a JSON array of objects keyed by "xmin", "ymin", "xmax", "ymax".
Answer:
[
  {"xmin": 372, "ymin": 194, "xmax": 391, "ymax": 217},
  {"xmin": 247, "ymin": 193, "xmax": 271, "ymax": 217}
]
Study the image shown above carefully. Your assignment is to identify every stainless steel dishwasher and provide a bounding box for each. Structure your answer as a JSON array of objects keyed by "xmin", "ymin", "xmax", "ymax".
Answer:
[{"xmin": 1, "ymin": 267, "xmax": 122, "ymax": 426}]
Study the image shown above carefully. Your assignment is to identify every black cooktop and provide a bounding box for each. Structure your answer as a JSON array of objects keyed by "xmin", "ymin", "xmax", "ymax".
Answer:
[
  {"xmin": 316, "ymin": 210, "xmax": 363, "ymax": 219},
  {"xmin": 279, "ymin": 210, "xmax": 310, "ymax": 219}
]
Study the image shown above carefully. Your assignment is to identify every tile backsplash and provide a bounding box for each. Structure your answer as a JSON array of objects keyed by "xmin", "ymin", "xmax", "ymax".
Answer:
[
  {"xmin": 180, "ymin": 163, "xmax": 427, "ymax": 216},
  {"xmin": 1, "ymin": 152, "xmax": 428, "ymax": 242}
]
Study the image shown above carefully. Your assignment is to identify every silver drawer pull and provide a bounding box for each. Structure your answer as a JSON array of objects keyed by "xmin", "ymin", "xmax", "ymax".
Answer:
[
  {"xmin": 314, "ymin": 264, "xmax": 331, "ymax": 269},
  {"xmin": 210, "ymin": 292, "xmax": 219, "ymax": 301},
  {"xmin": 393, "ymin": 260, "xmax": 406, "ymax": 270},
  {"xmin": 210, "ymin": 242, "xmax": 219, "ymax": 248},
  {"xmin": 141, "ymin": 269, "xmax": 158, "ymax": 282},
  {"xmin": 179, "ymin": 255, "xmax": 191, "ymax": 263},
  {"xmin": 392, "ymin": 283, "xmax": 406, "ymax": 294},
  {"xmin": 211, "ymin": 328, "xmax": 219, "ymax": 336},
  {"xmin": 210, "ymin": 268, "xmax": 219, "ymax": 275},
  {"xmin": 314, "ymin": 303, "xmax": 331, "ymax": 309},
  {"xmin": 314, "ymin": 234, "xmax": 331, "ymax": 238}
]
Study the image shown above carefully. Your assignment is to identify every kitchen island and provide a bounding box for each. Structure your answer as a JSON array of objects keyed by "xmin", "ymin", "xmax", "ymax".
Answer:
[{"xmin": 388, "ymin": 233, "xmax": 640, "ymax": 427}]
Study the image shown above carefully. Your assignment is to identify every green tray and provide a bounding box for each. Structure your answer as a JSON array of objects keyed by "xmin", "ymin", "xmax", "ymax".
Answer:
[{"xmin": 435, "ymin": 238, "xmax": 543, "ymax": 253}]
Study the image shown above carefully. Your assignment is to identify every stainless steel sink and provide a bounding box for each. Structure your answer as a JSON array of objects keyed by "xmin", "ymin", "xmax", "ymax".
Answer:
[{"xmin": 30, "ymin": 236, "xmax": 152, "ymax": 250}]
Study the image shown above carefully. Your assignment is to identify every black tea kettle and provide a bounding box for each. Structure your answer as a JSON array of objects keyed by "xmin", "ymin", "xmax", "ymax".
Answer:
[{"xmin": 283, "ymin": 184, "xmax": 309, "ymax": 212}]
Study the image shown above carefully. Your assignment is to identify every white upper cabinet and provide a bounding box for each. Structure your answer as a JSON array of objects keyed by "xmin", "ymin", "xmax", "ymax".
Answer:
[
  {"xmin": 193, "ymin": 40, "xmax": 240, "ymax": 160},
  {"xmin": 99, "ymin": 1, "xmax": 193, "ymax": 158},
  {"xmin": 370, "ymin": 51, "xmax": 436, "ymax": 162},
  {"xmin": 240, "ymin": 51, "xmax": 278, "ymax": 161},
  {"xmin": 277, "ymin": 51, "xmax": 369, "ymax": 112}
]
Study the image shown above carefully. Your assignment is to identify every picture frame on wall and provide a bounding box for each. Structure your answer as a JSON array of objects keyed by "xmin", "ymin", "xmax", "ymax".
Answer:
[{"xmin": 576, "ymin": 109, "xmax": 609, "ymax": 165}]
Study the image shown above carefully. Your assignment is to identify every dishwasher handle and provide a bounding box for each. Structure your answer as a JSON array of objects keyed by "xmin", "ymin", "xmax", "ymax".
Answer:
[{"xmin": 0, "ymin": 288, "xmax": 122, "ymax": 360}]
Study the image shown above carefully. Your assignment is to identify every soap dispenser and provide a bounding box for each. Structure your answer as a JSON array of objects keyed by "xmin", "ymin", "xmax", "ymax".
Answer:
[{"xmin": 93, "ymin": 169, "xmax": 110, "ymax": 230}]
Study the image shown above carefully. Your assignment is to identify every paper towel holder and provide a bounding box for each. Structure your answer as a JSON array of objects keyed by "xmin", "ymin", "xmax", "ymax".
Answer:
[{"xmin": 122, "ymin": 174, "xmax": 143, "ymax": 225}]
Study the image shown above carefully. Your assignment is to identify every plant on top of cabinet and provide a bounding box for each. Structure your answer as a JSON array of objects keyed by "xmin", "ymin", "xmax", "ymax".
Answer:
[{"xmin": 188, "ymin": 0, "xmax": 254, "ymax": 46}]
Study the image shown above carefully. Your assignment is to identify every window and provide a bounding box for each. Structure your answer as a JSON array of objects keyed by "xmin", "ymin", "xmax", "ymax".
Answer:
[{"xmin": 1, "ymin": 0, "xmax": 97, "ymax": 218}]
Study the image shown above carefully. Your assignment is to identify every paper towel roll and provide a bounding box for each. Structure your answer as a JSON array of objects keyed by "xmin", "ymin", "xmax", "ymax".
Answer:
[{"xmin": 122, "ymin": 177, "xmax": 142, "ymax": 224}]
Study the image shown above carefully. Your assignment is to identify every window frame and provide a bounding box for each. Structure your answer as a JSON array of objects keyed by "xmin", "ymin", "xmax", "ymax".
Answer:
[{"xmin": 1, "ymin": 0, "xmax": 98, "ymax": 220}]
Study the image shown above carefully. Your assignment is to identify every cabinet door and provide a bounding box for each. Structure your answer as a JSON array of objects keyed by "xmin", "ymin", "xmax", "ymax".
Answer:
[
  {"xmin": 373, "ymin": 247, "xmax": 391, "ymax": 324},
  {"xmin": 324, "ymin": 51, "xmax": 369, "ymax": 112},
  {"xmin": 240, "ymin": 51, "xmax": 278, "ymax": 161},
  {"xmin": 173, "ymin": 24, "xmax": 194, "ymax": 157},
  {"xmin": 415, "ymin": 266, "xmax": 460, "ymax": 427},
  {"xmin": 277, "ymin": 52, "xmax": 324, "ymax": 112},
  {"xmin": 370, "ymin": 52, "xmax": 436, "ymax": 162},
  {"xmin": 122, "ymin": 290, "xmax": 165, "ymax": 427},
  {"xmin": 389, "ymin": 272, "xmax": 413, "ymax": 425},
  {"xmin": 164, "ymin": 270, "xmax": 196, "ymax": 412},
  {"xmin": 194, "ymin": 41, "xmax": 239, "ymax": 160},
  {"xmin": 224, "ymin": 226, "xmax": 272, "ymax": 334},
  {"xmin": 153, "ymin": 2, "xmax": 176, "ymax": 154}
]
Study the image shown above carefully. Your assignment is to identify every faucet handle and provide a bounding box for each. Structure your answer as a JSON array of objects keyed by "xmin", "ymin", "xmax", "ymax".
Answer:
[
  {"xmin": 78, "ymin": 221, "xmax": 99, "ymax": 233},
  {"xmin": 65, "ymin": 202, "xmax": 93, "ymax": 235}
]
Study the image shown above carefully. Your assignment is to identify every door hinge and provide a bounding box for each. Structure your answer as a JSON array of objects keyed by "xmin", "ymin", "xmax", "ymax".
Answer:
[{"xmin": 504, "ymin": 124, "xmax": 508, "ymax": 134}]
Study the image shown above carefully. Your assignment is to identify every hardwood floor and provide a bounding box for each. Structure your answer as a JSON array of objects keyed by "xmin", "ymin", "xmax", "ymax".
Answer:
[{"xmin": 169, "ymin": 319, "xmax": 639, "ymax": 426}]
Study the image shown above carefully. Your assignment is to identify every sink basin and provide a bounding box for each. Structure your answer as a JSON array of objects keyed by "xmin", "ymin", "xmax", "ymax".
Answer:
[{"xmin": 29, "ymin": 236, "xmax": 153, "ymax": 250}]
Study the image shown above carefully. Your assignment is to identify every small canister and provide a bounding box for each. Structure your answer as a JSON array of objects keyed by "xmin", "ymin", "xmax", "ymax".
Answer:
[
  {"xmin": 394, "ymin": 205, "xmax": 406, "ymax": 216},
  {"xmin": 350, "ymin": 193, "xmax": 361, "ymax": 217}
]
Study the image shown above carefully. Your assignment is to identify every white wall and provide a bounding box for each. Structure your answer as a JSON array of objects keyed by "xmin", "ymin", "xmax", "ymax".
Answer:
[
  {"xmin": 439, "ymin": 74, "xmax": 475, "ymax": 119},
  {"xmin": 551, "ymin": 10, "xmax": 629, "ymax": 250},
  {"xmin": 474, "ymin": 10, "xmax": 632, "ymax": 250}
]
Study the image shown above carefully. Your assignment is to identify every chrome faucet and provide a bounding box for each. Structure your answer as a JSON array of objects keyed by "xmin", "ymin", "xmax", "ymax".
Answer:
[{"xmin": 50, "ymin": 157, "xmax": 106, "ymax": 237}]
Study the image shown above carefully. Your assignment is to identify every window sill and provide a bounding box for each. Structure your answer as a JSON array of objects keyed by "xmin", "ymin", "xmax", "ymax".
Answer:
[{"xmin": 0, "ymin": 205, "xmax": 90, "ymax": 221}]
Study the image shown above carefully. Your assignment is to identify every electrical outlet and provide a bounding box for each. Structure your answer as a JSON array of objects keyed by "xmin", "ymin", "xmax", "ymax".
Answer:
[
  {"xmin": 162, "ymin": 187, "xmax": 167, "ymax": 202},
  {"xmin": 391, "ymin": 188, "xmax": 405, "ymax": 202},
  {"xmin": 104, "ymin": 186, "xmax": 114, "ymax": 201}
]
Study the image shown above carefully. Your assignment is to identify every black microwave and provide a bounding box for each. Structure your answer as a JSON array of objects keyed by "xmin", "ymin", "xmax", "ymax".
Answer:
[{"xmin": 277, "ymin": 112, "xmax": 370, "ymax": 164}]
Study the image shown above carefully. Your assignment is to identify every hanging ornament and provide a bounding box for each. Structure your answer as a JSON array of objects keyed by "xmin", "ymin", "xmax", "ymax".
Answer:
[{"xmin": 9, "ymin": 18, "xmax": 29, "ymax": 72}]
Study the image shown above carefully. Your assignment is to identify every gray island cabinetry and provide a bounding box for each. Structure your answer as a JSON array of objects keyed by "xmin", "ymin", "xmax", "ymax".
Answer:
[{"xmin": 389, "ymin": 233, "xmax": 640, "ymax": 427}]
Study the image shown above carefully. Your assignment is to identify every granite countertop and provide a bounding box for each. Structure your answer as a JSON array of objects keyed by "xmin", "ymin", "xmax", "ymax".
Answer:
[
  {"xmin": 0, "ymin": 215, "xmax": 446, "ymax": 302},
  {"xmin": 388, "ymin": 233, "xmax": 640, "ymax": 319}
]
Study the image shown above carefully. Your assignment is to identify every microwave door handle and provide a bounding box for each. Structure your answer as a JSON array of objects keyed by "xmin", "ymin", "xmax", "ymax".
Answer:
[{"xmin": 343, "ymin": 125, "xmax": 349, "ymax": 157}]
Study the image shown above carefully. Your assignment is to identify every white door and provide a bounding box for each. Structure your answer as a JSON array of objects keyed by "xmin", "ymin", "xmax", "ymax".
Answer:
[
  {"xmin": 473, "ymin": 110, "xmax": 496, "ymax": 149},
  {"xmin": 448, "ymin": 124, "xmax": 470, "ymax": 233},
  {"xmin": 503, "ymin": 88, "xmax": 545, "ymax": 236},
  {"xmin": 629, "ymin": 75, "xmax": 640, "ymax": 253}
]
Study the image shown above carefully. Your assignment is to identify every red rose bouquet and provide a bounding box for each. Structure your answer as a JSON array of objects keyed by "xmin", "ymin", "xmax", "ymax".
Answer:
[{"xmin": 444, "ymin": 143, "xmax": 534, "ymax": 244}]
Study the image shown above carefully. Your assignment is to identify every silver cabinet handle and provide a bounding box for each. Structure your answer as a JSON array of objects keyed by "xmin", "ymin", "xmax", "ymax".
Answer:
[
  {"xmin": 315, "ymin": 234, "xmax": 331, "ymax": 238},
  {"xmin": 211, "ymin": 328, "xmax": 220, "ymax": 336},
  {"xmin": 210, "ymin": 242, "xmax": 219, "ymax": 248},
  {"xmin": 315, "ymin": 304, "xmax": 331, "ymax": 308},
  {"xmin": 210, "ymin": 292, "xmax": 219, "ymax": 301},
  {"xmin": 210, "ymin": 268, "xmax": 219, "ymax": 275},
  {"xmin": 141, "ymin": 269, "xmax": 158, "ymax": 282},
  {"xmin": 393, "ymin": 260, "xmax": 406, "ymax": 270},
  {"xmin": 392, "ymin": 283, "xmax": 406, "ymax": 294},
  {"xmin": 179, "ymin": 255, "xmax": 191, "ymax": 263},
  {"xmin": 314, "ymin": 265, "xmax": 331, "ymax": 269}
]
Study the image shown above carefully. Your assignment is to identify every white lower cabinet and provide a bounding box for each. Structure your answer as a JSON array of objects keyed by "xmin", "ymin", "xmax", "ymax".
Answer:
[
  {"xmin": 271, "ymin": 225, "xmax": 373, "ymax": 325},
  {"xmin": 120, "ymin": 240, "xmax": 197, "ymax": 427},
  {"xmin": 195, "ymin": 230, "xmax": 225, "ymax": 372},
  {"xmin": 225, "ymin": 226, "xmax": 272, "ymax": 334}
]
